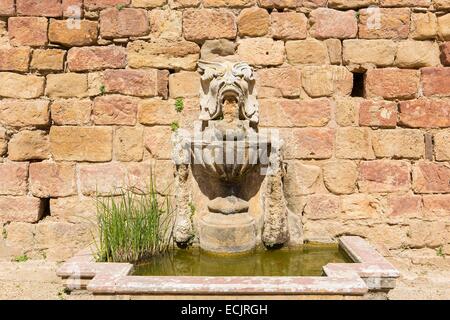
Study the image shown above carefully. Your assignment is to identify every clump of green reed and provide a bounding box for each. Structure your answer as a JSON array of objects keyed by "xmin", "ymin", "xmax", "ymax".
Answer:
[{"xmin": 95, "ymin": 172, "xmax": 174, "ymax": 263}]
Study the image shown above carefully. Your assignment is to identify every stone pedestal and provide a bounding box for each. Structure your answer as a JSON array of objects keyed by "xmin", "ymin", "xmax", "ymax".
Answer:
[{"xmin": 198, "ymin": 212, "xmax": 256, "ymax": 254}]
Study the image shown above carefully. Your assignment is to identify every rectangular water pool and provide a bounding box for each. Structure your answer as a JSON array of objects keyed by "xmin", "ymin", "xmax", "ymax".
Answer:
[{"xmin": 133, "ymin": 243, "xmax": 352, "ymax": 277}]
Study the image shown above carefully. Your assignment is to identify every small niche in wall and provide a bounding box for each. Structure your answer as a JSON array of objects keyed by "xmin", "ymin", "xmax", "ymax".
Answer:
[
  {"xmin": 39, "ymin": 198, "xmax": 51, "ymax": 221},
  {"xmin": 351, "ymin": 72, "xmax": 365, "ymax": 97}
]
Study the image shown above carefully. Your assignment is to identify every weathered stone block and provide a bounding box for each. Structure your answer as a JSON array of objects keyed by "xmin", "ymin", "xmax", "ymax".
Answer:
[
  {"xmin": 183, "ymin": 9, "xmax": 236, "ymax": 41},
  {"xmin": 438, "ymin": 13, "xmax": 450, "ymax": 40},
  {"xmin": 103, "ymin": 69, "xmax": 168, "ymax": 98},
  {"xmin": 0, "ymin": 162, "xmax": 28, "ymax": 196},
  {"xmin": 395, "ymin": 41, "xmax": 440, "ymax": 68},
  {"xmin": 323, "ymin": 160, "xmax": 358, "ymax": 194},
  {"xmin": 421, "ymin": 67, "xmax": 450, "ymax": 97},
  {"xmin": 387, "ymin": 195, "xmax": 422, "ymax": 218},
  {"xmin": 0, "ymin": 73, "xmax": 45, "ymax": 99},
  {"xmin": 270, "ymin": 12, "xmax": 307, "ymax": 40},
  {"xmin": 365, "ymin": 68, "xmax": 419, "ymax": 100},
  {"xmin": 0, "ymin": 99, "xmax": 49, "ymax": 127},
  {"xmin": 93, "ymin": 95, "xmax": 139, "ymax": 125},
  {"xmin": 301, "ymin": 65, "xmax": 353, "ymax": 98},
  {"xmin": 409, "ymin": 221, "xmax": 448, "ymax": 248},
  {"xmin": 68, "ymin": 46, "xmax": 127, "ymax": 72},
  {"xmin": 372, "ymin": 129, "xmax": 424, "ymax": 159},
  {"xmin": 51, "ymin": 99, "xmax": 92, "ymax": 125},
  {"xmin": 441, "ymin": 42, "xmax": 450, "ymax": 66},
  {"xmin": 8, "ymin": 17, "xmax": 48, "ymax": 46},
  {"xmin": 16, "ymin": 0, "xmax": 62, "ymax": 17},
  {"xmin": 237, "ymin": 38, "xmax": 284, "ymax": 67},
  {"xmin": 286, "ymin": 39, "xmax": 329, "ymax": 65},
  {"xmin": 46, "ymin": 73, "xmax": 88, "ymax": 98},
  {"xmin": 114, "ymin": 126, "xmax": 144, "ymax": 162},
  {"xmin": 0, "ymin": 0, "xmax": 14, "ymax": 16},
  {"xmin": 50, "ymin": 126, "xmax": 113, "ymax": 162},
  {"xmin": 423, "ymin": 195, "xmax": 450, "ymax": 217},
  {"xmin": 100, "ymin": 7, "xmax": 149, "ymax": 38},
  {"xmin": 359, "ymin": 100, "xmax": 397, "ymax": 128},
  {"xmin": 340, "ymin": 194, "xmax": 382, "ymax": 220},
  {"xmin": 138, "ymin": 99, "xmax": 178, "ymax": 125},
  {"xmin": 0, "ymin": 47, "xmax": 30, "ymax": 72},
  {"xmin": 411, "ymin": 12, "xmax": 438, "ymax": 40},
  {"xmin": 256, "ymin": 67, "xmax": 301, "ymax": 98},
  {"xmin": 309, "ymin": 8, "xmax": 357, "ymax": 39},
  {"xmin": 284, "ymin": 161, "xmax": 321, "ymax": 196},
  {"xmin": 203, "ymin": 0, "xmax": 254, "ymax": 6},
  {"xmin": 359, "ymin": 8, "xmax": 410, "ymax": 39},
  {"xmin": 31, "ymin": 49, "xmax": 65, "ymax": 72},
  {"xmin": 358, "ymin": 160, "xmax": 411, "ymax": 193},
  {"xmin": 50, "ymin": 196, "xmax": 96, "ymax": 223},
  {"xmin": 435, "ymin": 129, "xmax": 450, "ymax": 161},
  {"xmin": 343, "ymin": 39, "xmax": 397, "ymax": 67},
  {"xmin": 85, "ymin": 0, "xmax": 131, "ymax": 10},
  {"xmin": 413, "ymin": 161, "xmax": 450, "ymax": 193},
  {"xmin": 8, "ymin": 130, "xmax": 50, "ymax": 161},
  {"xmin": 127, "ymin": 40, "xmax": 200, "ymax": 71},
  {"xmin": 237, "ymin": 7, "xmax": 269, "ymax": 37},
  {"xmin": 335, "ymin": 97, "xmax": 360, "ymax": 126},
  {"xmin": 169, "ymin": 71, "xmax": 200, "ymax": 98},
  {"xmin": 49, "ymin": 19, "xmax": 98, "ymax": 46},
  {"xmin": 399, "ymin": 98, "xmax": 450, "ymax": 128},
  {"xmin": 335, "ymin": 127, "xmax": 374, "ymax": 159},
  {"xmin": 144, "ymin": 126, "xmax": 173, "ymax": 159},
  {"xmin": 0, "ymin": 196, "xmax": 42, "ymax": 223},
  {"xmin": 284, "ymin": 128, "xmax": 334, "ymax": 159},
  {"xmin": 29, "ymin": 162, "xmax": 77, "ymax": 198},
  {"xmin": 148, "ymin": 9, "xmax": 182, "ymax": 41},
  {"xmin": 304, "ymin": 194, "xmax": 340, "ymax": 220}
]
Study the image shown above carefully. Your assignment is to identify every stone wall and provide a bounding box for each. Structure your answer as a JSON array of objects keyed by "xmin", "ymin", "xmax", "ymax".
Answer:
[{"xmin": 0, "ymin": 0, "xmax": 449, "ymax": 261}]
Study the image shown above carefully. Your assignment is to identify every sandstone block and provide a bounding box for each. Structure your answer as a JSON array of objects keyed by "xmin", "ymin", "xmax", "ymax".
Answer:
[
  {"xmin": 49, "ymin": 19, "xmax": 98, "ymax": 46},
  {"xmin": 62, "ymin": 0, "xmax": 83, "ymax": 17},
  {"xmin": 8, "ymin": 130, "xmax": 50, "ymax": 161},
  {"xmin": 0, "ymin": 73, "xmax": 45, "ymax": 99},
  {"xmin": 127, "ymin": 40, "xmax": 200, "ymax": 71},
  {"xmin": 16, "ymin": 0, "xmax": 62, "ymax": 16},
  {"xmin": 372, "ymin": 129, "xmax": 424, "ymax": 159},
  {"xmin": 237, "ymin": 7, "xmax": 269, "ymax": 37},
  {"xmin": 132, "ymin": 0, "xmax": 166, "ymax": 7},
  {"xmin": 203, "ymin": 0, "xmax": 254, "ymax": 6},
  {"xmin": 237, "ymin": 38, "xmax": 284, "ymax": 67},
  {"xmin": 365, "ymin": 68, "xmax": 419, "ymax": 100},
  {"xmin": 441, "ymin": 42, "xmax": 450, "ymax": 66},
  {"xmin": 259, "ymin": 98, "xmax": 331, "ymax": 127},
  {"xmin": 438, "ymin": 13, "xmax": 450, "ymax": 40},
  {"xmin": 183, "ymin": 9, "xmax": 236, "ymax": 41},
  {"xmin": 0, "ymin": 162, "xmax": 28, "ymax": 196},
  {"xmin": 0, "ymin": 196, "xmax": 42, "ymax": 223},
  {"xmin": 411, "ymin": 12, "xmax": 438, "ymax": 40},
  {"xmin": 335, "ymin": 97, "xmax": 360, "ymax": 126},
  {"xmin": 423, "ymin": 195, "xmax": 450, "ymax": 217},
  {"xmin": 85, "ymin": 0, "xmax": 131, "ymax": 10},
  {"xmin": 46, "ymin": 73, "xmax": 88, "ymax": 98},
  {"xmin": 31, "ymin": 49, "xmax": 65, "ymax": 72},
  {"xmin": 138, "ymin": 99, "xmax": 178, "ymax": 125},
  {"xmin": 50, "ymin": 126, "xmax": 113, "ymax": 162},
  {"xmin": 399, "ymin": 98, "xmax": 450, "ymax": 128},
  {"xmin": 0, "ymin": 47, "xmax": 30, "ymax": 72},
  {"xmin": 0, "ymin": 0, "xmax": 14, "ymax": 16},
  {"xmin": 335, "ymin": 127, "xmax": 374, "ymax": 159},
  {"xmin": 409, "ymin": 221, "xmax": 448, "ymax": 248},
  {"xmin": 144, "ymin": 126, "xmax": 173, "ymax": 159},
  {"xmin": 435, "ymin": 129, "xmax": 450, "ymax": 161},
  {"xmin": 387, "ymin": 195, "xmax": 422, "ymax": 218},
  {"xmin": 323, "ymin": 160, "xmax": 358, "ymax": 194},
  {"xmin": 343, "ymin": 39, "xmax": 397, "ymax": 67},
  {"xmin": 50, "ymin": 196, "xmax": 96, "ymax": 223},
  {"xmin": 421, "ymin": 67, "xmax": 450, "ymax": 97},
  {"xmin": 148, "ymin": 9, "xmax": 182, "ymax": 41},
  {"xmin": 270, "ymin": 12, "xmax": 307, "ymax": 40},
  {"xmin": 8, "ymin": 17, "xmax": 48, "ymax": 46},
  {"xmin": 67, "ymin": 46, "xmax": 127, "ymax": 72},
  {"xmin": 358, "ymin": 100, "xmax": 397, "ymax": 128},
  {"xmin": 169, "ymin": 71, "xmax": 200, "ymax": 98},
  {"xmin": 256, "ymin": 67, "xmax": 301, "ymax": 98},
  {"xmin": 340, "ymin": 194, "xmax": 382, "ymax": 220},
  {"xmin": 103, "ymin": 69, "xmax": 168, "ymax": 98},
  {"xmin": 304, "ymin": 194, "xmax": 340, "ymax": 220},
  {"xmin": 284, "ymin": 161, "xmax": 321, "ymax": 196},
  {"xmin": 93, "ymin": 95, "xmax": 139, "ymax": 125},
  {"xmin": 359, "ymin": 8, "xmax": 410, "ymax": 39},
  {"xmin": 309, "ymin": 8, "xmax": 357, "ymax": 39},
  {"xmin": 285, "ymin": 128, "xmax": 334, "ymax": 159},
  {"xmin": 0, "ymin": 99, "xmax": 49, "ymax": 127},
  {"xmin": 286, "ymin": 39, "xmax": 329, "ymax": 65},
  {"xmin": 328, "ymin": 0, "xmax": 378, "ymax": 8},
  {"xmin": 395, "ymin": 41, "xmax": 440, "ymax": 68},
  {"xmin": 325, "ymin": 39, "xmax": 342, "ymax": 65},
  {"xmin": 413, "ymin": 161, "xmax": 450, "ymax": 193},
  {"xmin": 358, "ymin": 160, "xmax": 410, "ymax": 193},
  {"xmin": 51, "ymin": 99, "xmax": 92, "ymax": 125},
  {"xmin": 100, "ymin": 7, "xmax": 149, "ymax": 38},
  {"xmin": 301, "ymin": 65, "xmax": 353, "ymax": 97},
  {"xmin": 200, "ymin": 39, "xmax": 236, "ymax": 60},
  {"xmin": 0, "ymin": 128, "xmax": 6, "ymax": 156},
  {"xmin": 29, "ymin": 162, "xmax": 77, "ymax": 198},
  {"xmin": 114, "ymin": 126, "xmax": 144, "ymax": 162}
]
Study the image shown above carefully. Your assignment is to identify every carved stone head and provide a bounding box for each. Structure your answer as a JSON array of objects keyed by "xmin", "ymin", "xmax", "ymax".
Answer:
[{"xmin": 198, "ymin": 60, "xmax": 259, "ymax": 124}]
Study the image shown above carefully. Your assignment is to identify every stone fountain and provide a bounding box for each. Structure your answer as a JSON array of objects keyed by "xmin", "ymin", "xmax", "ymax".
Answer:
[{"xmin": 172, "ymin": 61, "xmax": 289, "ymax": 254}]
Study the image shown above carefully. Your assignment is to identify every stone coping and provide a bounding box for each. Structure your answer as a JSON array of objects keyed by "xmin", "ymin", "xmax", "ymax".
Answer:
[{"xmin": 56, "ymin": 236, "xmax": 399, "ymax": 296}]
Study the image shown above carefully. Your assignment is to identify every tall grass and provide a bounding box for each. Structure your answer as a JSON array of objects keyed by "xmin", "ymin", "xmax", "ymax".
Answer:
[{"xmin": 95, "ymin": 171, "xmax": 174, "ymax": 263}]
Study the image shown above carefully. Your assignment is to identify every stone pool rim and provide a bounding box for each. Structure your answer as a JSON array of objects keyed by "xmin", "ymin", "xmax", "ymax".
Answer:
[{"xmin": 57, "ymin": 236, "xmax": 399, "ymax": 297}]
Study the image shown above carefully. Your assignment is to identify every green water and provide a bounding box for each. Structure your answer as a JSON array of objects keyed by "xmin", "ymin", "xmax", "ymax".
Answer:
[{"xmin": 133, "ymin": 244, "xmax": 351, "ymax": 277}]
